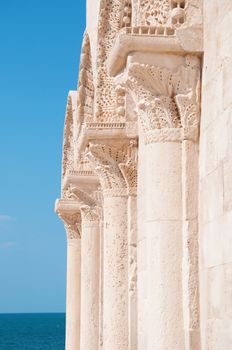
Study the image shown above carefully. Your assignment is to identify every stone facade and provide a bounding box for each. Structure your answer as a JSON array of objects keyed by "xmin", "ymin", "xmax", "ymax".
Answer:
[{"xmin": 55, "ymin": 1, "xmax": 232, "ymax": 349}]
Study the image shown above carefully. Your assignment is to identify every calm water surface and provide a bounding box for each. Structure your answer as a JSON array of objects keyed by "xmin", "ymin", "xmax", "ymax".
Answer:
[{"xmin": 0, "ymin": 313, "xmax": 65, "ymax": 350}]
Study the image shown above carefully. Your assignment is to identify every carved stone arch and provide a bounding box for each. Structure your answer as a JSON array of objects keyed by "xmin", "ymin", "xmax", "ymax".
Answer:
[
  {"xmin": 62, "ymin": 92, "xmax": 76, "ymax": 184},
  {"xmin": 95, "ymin": 0, "xmax": 132, "ymax": 122},
  {"xmin": 77, "ymin": 31, "xmax": 94, "ymax": 125}
]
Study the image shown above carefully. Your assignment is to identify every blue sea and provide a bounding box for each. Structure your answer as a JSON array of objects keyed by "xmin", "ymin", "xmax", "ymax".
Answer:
[{"xmin": 0, "ymin": 313, "xmax": 65, "ymax": 350}]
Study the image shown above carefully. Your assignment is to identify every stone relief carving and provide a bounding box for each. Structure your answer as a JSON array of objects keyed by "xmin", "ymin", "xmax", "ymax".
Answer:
[
  {"xmin": 138, "ymin": 0, "xmax": 170, "ymax": 26},
  {"xmin": 66, "ymin": 186, "xmax": 101, "ymax": 222},
  {"xmin": 62, "ymin": 32, "xmax": 94, "ymax": 184},
  {"xmin": 137, "ymin": 0, "xmax": 186, "ymax": 27},
  {"xmin": 57, "ymin": 210, "xmax": 81, "ymax": 239},
  {"xmin": 125, "ymin": 55, "xmax": 200, "ymax": 142},
  {"xmin": 122, "ymin": 0, "xmax": 132, "ymax": 28},
  {"xmin": 86, "ymin": 143, "xmax": 137, "ymax": 193},
  {"xmin": 96, "ymin": 0, "xmax": 130, "ymax": 122},
  {"xmin": 77, "ymin": 31, "xmax": 94, "ymax": 125},
  {"xmin": 62, "ymin": 94, "xmax": 75, "ymax": 180}
]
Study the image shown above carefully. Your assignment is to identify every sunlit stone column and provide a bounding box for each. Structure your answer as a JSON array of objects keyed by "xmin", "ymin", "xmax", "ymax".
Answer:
[
  {"xmin": 125, "ymin": 56, "xmax": 201, "ymax": 350},
  {"xmin": 87, "ymin": 143, "xmax": 132, "ymax": 350},
  {"xmin": 119, "ymin": 140, "xmax": 138, "ymax": 350},
  {"xmin": 68, "ymin": 187, "xmax": 101, "ymax": 350},
  {"xmin": 56, "ymin": 200, "xmax": 81, "ymax": 350}
]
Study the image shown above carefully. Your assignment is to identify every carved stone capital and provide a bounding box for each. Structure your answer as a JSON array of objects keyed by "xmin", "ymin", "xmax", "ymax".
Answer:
[
  {"xmin": 55, "ymin": 199, "xmax": 81, "ymax": 240},
  {"xmin": 124, "ymin": 56, "xmax": 201, "ymax": 143},
  {"xmin": 66, "ymin": 186, "xmax": 101, "ymax": 223},
  {"xmin": 86, "ymin": 143, "xmax": 137, "ymax": 194}
]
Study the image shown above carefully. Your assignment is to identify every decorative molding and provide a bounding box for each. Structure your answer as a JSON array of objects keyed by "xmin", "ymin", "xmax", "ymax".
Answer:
[
  {"xmin": 138, "ymin": 0, "xmax": 171, "ymax": 27},
  {"xmin": 95, "ymin": 0, "xmax": 130, "ymax": 122},
  {"xmin": 62, "ymin": 94, "xmax": 75, "ymax": 180},
  {"xmin": 62, "ymin": 32, "xmax": 94, "ymax": 186},
  {"xmin": 103, "ymin": 188, "xmax": 128, "ymax": 198},
  {"xmin": 77, "ymin": 31, "xmax": 94, "ymax": 125},
  {"xmin": 137, "ymin": 0, "xmax": 186, "ymax": 28},
  {"xmin": 120, "ymin": 25, "xmax": 176, "ymax": 36}
]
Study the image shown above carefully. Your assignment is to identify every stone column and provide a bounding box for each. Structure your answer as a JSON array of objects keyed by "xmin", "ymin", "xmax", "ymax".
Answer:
[
  {"xmin": 68, "ymin": 187, "xmax": 101, "ymax": 350},
  {"xmin": 56, "ymin": 201, "xmax": 81, "ymax": 350},
  {"xmin": 87, "ymin": 143, "xmax": 132, "ymax": 350},
  {"xmin": 125, "ymin": 56, "xmax": 201, "ymax": 350},
  {"xmin": 119, "ymin": 141, "xmax": 138, "ymax": 350}
]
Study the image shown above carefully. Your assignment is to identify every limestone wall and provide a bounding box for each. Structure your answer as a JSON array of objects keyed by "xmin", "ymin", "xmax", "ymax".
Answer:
[{"xmin": 199, "ymin": 1, "xmax": 232, "ymax": 348}]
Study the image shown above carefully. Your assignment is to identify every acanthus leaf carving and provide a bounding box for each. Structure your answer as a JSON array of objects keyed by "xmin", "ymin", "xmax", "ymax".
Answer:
[
  {"xmin": 125, "ymin": 56, "xmax": 201, "ymax": 142},
  {"xmin": 86, "ymin": 143, "xmax": 138, "ymax": 193}
]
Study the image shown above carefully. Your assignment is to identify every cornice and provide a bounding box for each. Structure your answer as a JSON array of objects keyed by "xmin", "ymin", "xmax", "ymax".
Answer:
[
  {"xmin": 108, "ymin": 26, "xmax": 203, "ymax": 76},
  {"xmin": 75, "ymin": 121, "xmax": 138, "ymax": 156}
]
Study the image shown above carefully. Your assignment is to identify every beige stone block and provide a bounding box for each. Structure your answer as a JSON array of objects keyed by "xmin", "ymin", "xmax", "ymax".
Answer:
[
  {"xmin": 200, "ymin": 219, "xmax": 223, "ymax": 268},
  {"xmin": 137, "ymin": 270, "xmax": 147, "ymax": 300},
  {"xmin": 137, "ymin": 238, "xmax": 146, "ymax": 272},
  {"xmin": 203, "ymin": 1, "xmax": 220, "ymax": 82},
  {"xmin": 205, "ymin": 319, "xmax": 232, "ymax": 350},
  {"xmin": 221, "ymin": 212, "xmax": 232, "ymax": 264},
  {"xmin": 217, "ymin": 0, "xmax": 232, "ymax": 21},
  {"xmin": 223, "ymin": 158, "xmax": 232, "ymax": 212},
  {"xmin": 217, "ymin": 10, "xmax": 232, "ymax": 60},
  {"xmin": 201, "ymin": 70, "xmax": 223, "ymax": 130},
  {"xmin": 200, "ymin": 212, "xmax": 232, "ymax": 269},
  {"xmin": 223, "ymin": 58, "xmax": 232, "ymax": 110},
  {"xmin": 206, "ymin": 264, "xmax": 232, "ymax": 321},
  {"xmin": 200, "ymin": 113, "xmax": 228, "ymax": 178},
  {"xmin": 199, "ymin": 166, "xmax": 223, "ymax": 223}
]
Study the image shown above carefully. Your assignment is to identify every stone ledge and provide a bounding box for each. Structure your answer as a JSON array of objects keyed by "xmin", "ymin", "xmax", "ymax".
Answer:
[{"xmin": 108, "ymin": 27, "xmax": 203, "ymax": 76}]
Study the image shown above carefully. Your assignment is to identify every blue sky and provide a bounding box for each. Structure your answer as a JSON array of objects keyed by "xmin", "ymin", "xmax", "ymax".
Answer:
[{"xmin": 0, "ymin": 0, "xmax": 86, "ymax": 313}]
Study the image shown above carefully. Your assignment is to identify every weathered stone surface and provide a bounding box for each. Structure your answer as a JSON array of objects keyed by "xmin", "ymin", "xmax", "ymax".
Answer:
[{"xmin": 54, "ymin": 1, "xmax": 232, "ymax": 349}]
